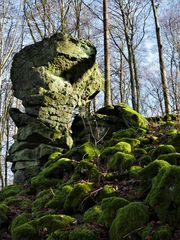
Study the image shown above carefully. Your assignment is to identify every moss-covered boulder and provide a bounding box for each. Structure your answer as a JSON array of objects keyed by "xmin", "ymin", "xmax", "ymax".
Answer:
[
  {"xmin": 109, "ymin": 202, "xmax": 149, "ymax": 240},
  {"xmin": 138, "ymin": 160, "xmax": 171, "ymax": 190},
  {"xmin": 78, "ymin": 142, "xmax": 100, "ymax": 160},
  {"xmin": 108, "ymin": 152, "xmax": 135, "ymax": 172},
  {"xmin": 0, "ymin": 185, "xmax": 22, "ymax": 201},
  {"xmin": 0, "ymin": 203, "xmax": 8, "ymax": 227},
  {"xmin": 72, "ymin": 160, "xmax": 100, "ymax": 181},
  {"xmin": 97, "ymin": 103, "xmax": 148, "ymax": 129},
  {"xmin": 46, "ymin": 185, "xmax": 73, "ymax": 210},
  {"xmin": 83, "ymin": 205, "xmax": 102, "ymax": 223},
  {"xmin": 95, "ymin": 185, "xmax": 116, "ymax": 202},
  {"xmin": 11, "ymin": 214, "xmax": 76, "ymax": 240},
  {"xmin": 141, "ymin": 224, "xmax": 172, "ymax": 240},
  {"xmin": 157, "ymin": 152, "xmax": 180, "ymax": 165},
  {"xmin": 64, "ymin": 182, "xmax": 93, "ymax": 212},
  {"xmin": 151, "ymin": 145, "xmax": 176, "ymax": 160},
  {"xmin": 139, "ymin": 155, "xmax": 152, "ymax": 166},
  {"xmin": 146, "ymin": 165, "xmax": 180, "ymax": 225},
  {"xmin": 69, "ymin": 225, "xmax": 98, "ymax": 240},
  {"xmin": 31, "ymin": 158, "xmax": 75, "ymax": 189},
  {"xmin": 32, "ymin": 189, "xmax": 54, "ymax": 212},
  {"xmin": 98, "ymin": 197, "xmax": 129, "ymax": 228},
  {"xmin": 112, "ymin": 128, "xmax": 146, "ymax": 139}
]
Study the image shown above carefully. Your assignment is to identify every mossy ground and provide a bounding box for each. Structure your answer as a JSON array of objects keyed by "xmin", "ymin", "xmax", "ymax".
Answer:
[{"xmin": 0, "ymin": 112, "xmax": 180, "ymax": 239}]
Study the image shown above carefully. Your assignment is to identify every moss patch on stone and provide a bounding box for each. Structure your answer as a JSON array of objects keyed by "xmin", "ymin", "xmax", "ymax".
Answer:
[
  {"xmin": 146, "ymin": 165, "xmax": 180, "ymax": 225},
  {"xmin": 109, "ymin": 202, "xmax": 149, "ymax": 240},
  {"xmin": 31, "ymin": 158, "xmax": 75, "ymax": 189},
  {"xmin": 0, "ymin": 203, "xmax": 8, "ymax": 227},
  {"xmin": 78, "ymin": 142, "xmax": 99, "ymax": 160},
  {"xmin": 69, "ymin": 225, "xmax": 98, "ymax": 240},
  {"xmin": 141, "ymin": 224, "xmax": 172, "ymax": 240},
  {"xmin": 72, "ymin": 160, "xmax": 100, "ymax": 181},
  {"xmin": 108, "ymin": 152, "xmax": 135, "ymax": 172},
  {"xmin": 158, "ymin": 152, "xmax": 180, "ymax": 165},
  {"xmin": 83, "ymin": 205, "xmax": 102, "ymax": 223},
  {"xmin": 151, "ymin": 145, "xmax": 176, "ymax": 160},
  {"xmin": 46, "ymin": 185, "xmax": 73, "ymax": 210},
  {"xmin": 64, "ymin": 182, "xmax": 93, "ymax": 212},
  {"xmin": 138, "ymin": 160, "xmax": 170, "ymax": 190},
  {"xmin": 98, "ymin": 197, "xmax": 129, "ymax": 228},
  {"xmin": 0, "ymin": 185, "xmax": 23, "ymax": 201}
]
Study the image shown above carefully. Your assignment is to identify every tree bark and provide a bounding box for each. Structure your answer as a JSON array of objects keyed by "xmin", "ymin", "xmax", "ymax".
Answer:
[
  {"xmin": 103, "ymin": 0, "xmax": 112, "ymax": 106},
  {"xmin": 151, "ymin": 0, "xmax": 171, "ymax": 115}
]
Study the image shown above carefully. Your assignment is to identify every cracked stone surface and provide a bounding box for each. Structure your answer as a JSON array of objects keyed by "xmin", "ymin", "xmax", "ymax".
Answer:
[{"xmin": 9, "ymin": 33, "xmax": 103, "ymax": 183}]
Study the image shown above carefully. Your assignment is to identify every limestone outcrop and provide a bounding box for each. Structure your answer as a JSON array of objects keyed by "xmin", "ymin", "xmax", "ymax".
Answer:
[{"xmin": 9, "ymin": 33, "xmax": 103, "ymax": 183}]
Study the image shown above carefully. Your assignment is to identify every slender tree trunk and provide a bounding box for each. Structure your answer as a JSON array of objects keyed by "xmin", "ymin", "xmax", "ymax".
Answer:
[
  {"xmin": 103, "ymin": 0, "xmax": 112, "ymax": 106},
  {"xmin": 119, "ymin": 1, "xmax": 137, "ymax": 110},
  {"xmin": 132, "ymin": 48, "xmax": 140, "ymax": 112},
  {"xmin": 151, "ymin": 0, "xmax": 171, "ymax": 115},
  {"xmin": 119, "ymin": 52, "xmax": 125, "ymax": 103},
  {"xmin": 60, "ymin": 0, "xmax": 65, "ymax": 33}
]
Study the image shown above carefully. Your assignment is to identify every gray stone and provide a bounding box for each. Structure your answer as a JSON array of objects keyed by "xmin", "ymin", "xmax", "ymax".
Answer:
[{"xmin": 9, "ymin": 33, "xmax": 103, "ymax": 183}]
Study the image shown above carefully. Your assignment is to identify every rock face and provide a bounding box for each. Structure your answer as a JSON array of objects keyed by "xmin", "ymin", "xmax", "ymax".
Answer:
[{"xmin": 9, "ymin": 33, "xmax": 103, "ymax": 183}]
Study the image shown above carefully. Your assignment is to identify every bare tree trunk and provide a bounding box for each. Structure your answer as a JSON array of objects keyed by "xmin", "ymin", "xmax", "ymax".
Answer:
[
  {"xmin": 119, "ymin": 52, "xmax": 125, "ymax": 103},
  {"xmin": 151, "ymin": 0, "xmax": 171, "ymax": 115},
  {"xmin": 132, "ymin": 48, "xmax": 140, "ymax": 112},
  {"xmin": 103, "ymin": 0, "xmax": 112, "ymax": 106},
  {"xmin": 60, "ymin": 0, "xmax": 65, "ymax": 33}
]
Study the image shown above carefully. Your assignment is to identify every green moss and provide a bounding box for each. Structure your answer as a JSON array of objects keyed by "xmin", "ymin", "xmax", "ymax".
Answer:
[
  {"xmin": 168, "ymin": 132, "xmax": 180, "ymax": 152},
  {"xmin": 129, "ymin": 165, "xmax": 142, "ymax": 178},
  {"xmin": 83, "ymin": 205, "xmax": 102, "ymax": 223},
  {"xmin": 4, "ymin": 196, "xmax": 32, "ymax": 211},
  {"xmin": 47, "ymin": 230, "xmax": 69, "ymax": 240},
  {"xmin": 119, "ymin": 138, "xmax": 140, "ymax": 149},
  {"xmin": 100, "ymin": 147, "xmax": 118, "ymax": 163},
  {"xmin": 46, "ymin": 185, "xmax": 73, "ymax": 209},
  {"xmin": 31, "ymin": 158, "xmax": 75, "ymax": 189},
  {"xmin": 32, "ymin": 214, "xmax": 76, "ymax": 232},
  {"xmin": 0, "ymin": 203, "xmax": 8, "ymax": 227},
  {"xmin": 32, "ymin": 189, "xmax": 54, "ymax": 212},
  {"xmin": 64, "ymin": 182, "xmax": 92, "ymax": 212},
  {"xmin": 108, "ymin": 152, "xmax": 135, "ymax": 172},
  {"xmin": 72, "ymin": 160, "xmax": 100, "ymax": 181},
  {"xmin": 116, "ymin": 103, "xmax": 148, "ymax": 129},
  {"xmin": 11, "ymin": 213, "xmax": 32, "ymax": 233},
  {"xmin": 141, "ymin": 224, "xmax": 172, "ymax": 240},
  {"xmin": 114, "ymin": 142, "xmax": 132, "ymax": 153},
  {"xmin": 109, "ymin": 202, "xmax": 149, "ymax": 240},
  {"xmin": 151, "ymin": 145, "xmax": 176, "ymax": 160},
  {"xmin": 0, "ymin": 185, "xmax": 22, "ymax": 201},
  {"xmin": 48, "ymin": 151, "xmax": 62, "ymax": 161},
  {"xmin": 12, "ymin": 223, "xmax": 37, "ymax": 240},
  {"xmin": 158, "ymin": 153, "xmax": 180, "ymax": 165},
  {"xmin": 139, "ymin": 155, "xmax": 152, "ymax": 166},
  {"xmin": 146, "ymin": 165, "xmax": 180, "ymax": 225},
  {"xmin": 69, "ymin": 225, "xmax": 98, "ymax": 240},
  {"xmin": 78, "ymin": 142, "xmax": 99, "ymax": 160},
  {"xmin": 133, "ymin": 148, "xmax": 147, "ymax": 158},
  {"xmin": 138, "ymin": 160, "xmax": 170, "ymax": 190},
  {"xmin": 12, "ymin": 214, "xmax": 75, "ymax": 240},
  {"xmin": 95, "ymin": 185, "xmax": 116, "ymax": 202},
  {"xmin": 112, "ymin": 128, "xmax": 138, "ymax": 138},
  {"xmin": 99, "ymin": 197, "xmax": 129, "ymax": 228}
]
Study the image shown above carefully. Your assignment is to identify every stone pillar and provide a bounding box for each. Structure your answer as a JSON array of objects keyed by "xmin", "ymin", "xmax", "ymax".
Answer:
[{"xmin": 8, "ymin": 33, "xmax": 103, "ymax": 184}]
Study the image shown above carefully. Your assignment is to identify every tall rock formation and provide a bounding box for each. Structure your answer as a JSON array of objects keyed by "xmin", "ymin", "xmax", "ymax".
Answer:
[{"xmin": 8, "ymin": 33, "xmax": 103, "ymax": 183}]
